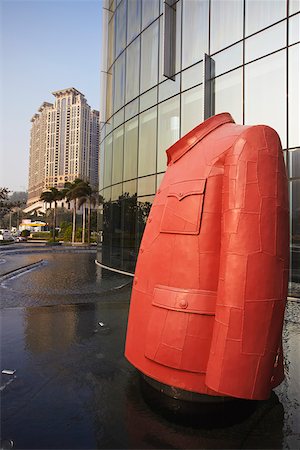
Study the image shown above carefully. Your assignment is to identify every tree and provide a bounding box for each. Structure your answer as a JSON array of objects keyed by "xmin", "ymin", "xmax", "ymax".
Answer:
[
  {"xmin": 77, "ymin": 182, "xmax": 98, "ymax": 245},
  {"xmin": 40, "ymin": 188, "xmax": 64, "ymax": 240},
  {"xmin": 64, "ymin": 179, "xmax": 90, "ymax": 244}
]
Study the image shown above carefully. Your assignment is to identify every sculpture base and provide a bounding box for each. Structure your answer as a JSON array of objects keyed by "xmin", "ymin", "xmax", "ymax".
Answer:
[{"xmin": 140, "ymin": 373, "xmax": 257, "ymax": 427}]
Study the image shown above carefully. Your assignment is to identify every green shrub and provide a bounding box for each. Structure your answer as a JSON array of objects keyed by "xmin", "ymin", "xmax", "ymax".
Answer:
[
  {"xmin": 21, "ymin": 230, "xmax": 30, "ymax": 237},
  {"xmin": 31, "ymin": 231, "xmax": 50, "ymax": 239}
]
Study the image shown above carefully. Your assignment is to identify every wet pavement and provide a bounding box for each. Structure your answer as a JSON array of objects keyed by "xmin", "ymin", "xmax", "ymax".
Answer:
[{"xmin": 0, "ymin": 245, "xmax": 299, "ymax": 449}]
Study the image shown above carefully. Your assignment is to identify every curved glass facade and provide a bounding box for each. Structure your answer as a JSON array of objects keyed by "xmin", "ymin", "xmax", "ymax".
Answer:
[{"xmin": 98, "ymin": 0, "xmax": 300, "ymax": 296}]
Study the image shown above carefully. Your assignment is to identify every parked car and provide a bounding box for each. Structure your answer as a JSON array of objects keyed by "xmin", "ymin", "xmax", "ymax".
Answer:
[{"xmin": 15, "ymin": 236, "xmax": 27, "ymax": 242}]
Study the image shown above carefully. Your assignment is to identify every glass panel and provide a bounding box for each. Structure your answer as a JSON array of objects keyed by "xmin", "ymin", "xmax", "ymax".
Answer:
[
  {"xmin": 106, "ymin": 72, "xmax": 113, "ymax": 121},
  {"xmin": 245, "ymin": 50, "xmax": 287, "ymax": 148},
  {"xmin": 126, "ymin": 38, "xmax": 140, "ymax": 103},
  {"xmin": 112, "ymin": 126, "xmax": 124, "ymax": 184},
  {"xmin": 181, "ymin": 62, "xmax": 203, "ymax": 91},
  {"xmin": 137, "ymin": 175, "xmax": 156, "ymax": 196},
  {"xmin": 127, "ymin": 0, "xmax": 141, "ymax": 44},
  {"xmin": 245, "ymin": 0, "xmax": 286, "ymax": 36},
  {"xmin": 111, "ymin": 183, "xmax": 123, "ymax": 201},
  {"xmin": 157, "ymin": 172, "xmax": 165, "ymax": 188},
  {"xmin": 289, "ymin": 45, "xmax": 300, "ymax": 148},
  {"xmin": 113, "ymin": 108, "xmax": 124, "ymax": 129},
  {"xmin": 290, "ymin": 180, "xmax": 300, "ymax": 297},
  {"xmin": 141, "ymin": 20, "xmax": 159, "ymax": 92},
  {"xmin": 142, "ymin": 0, "xmax": 159, "ymax": 29},
  {"xmin": 103, "ymin": 187, "xmax": 111, "ymax": 202},
  {"xmin": 115, "ymin": 0, "xmax": 126, "ymax": 58},
  {"xmin": 108, "ymin": 18, "xmax": 115, "ymax": 69},
  {"xmin": 104, "ymin": 134, "xmax": 113, "ymax": 188},
  {"xmin": 158, "ymin": 0, "xmax": 182, "ymax": 83},
  {"xmin": 125, "ymin": 98, "xmax": 139, "ymax": 120},
  {"xmin": 245, "ymin": 22, "xmax": 286, "ymax": 63},
  {"xmin": 124, "ymin": 117, "xmax": 138, "ymax": 180},
  {"xmin": 99, "ymin": 141, "xmax": 105, "ymax": 191},
  {"xmin": 289, "ymin": 148, "xmax": 300, "ymax": 178},
  {"xmin": 182, "ymin": 0, "xmax": 209, "ymax": 69},
  {"xmin": 123, "ymin": 179, "xmax": 137, "ymax": 195},
  {"xmin": 138, "ymin": 106, "xmax": 157, "ymax": 176},
  {"xmin": 158, "ymin": 74, "xmax": 180, "ymax": 102},
  {"xmin": 210, "ymin": 0, "xmax": 244, "ymax": 54},
  {"xmin": 290, "ymin": 0, "xmax": 300, "ymax": 14},
  {"xmin": 181, "ymin": 84, "xmax": 204, "ymax": 136},
  {"xmin": 214, "ymin": 43, "xmax": 243, "ymax": 76},
  {"xmin": 289, "ymin": 13, "xmax": 300, "ymax": 45},
  {"xmin": 140, "ymin": 87, "xmax": 157, "ymax": 112},
  {"xmin": 157, "ymin": 96, "xmax": 180, "ymax": 172},
  {"xmin": 214, "ymin": 68, "xmax": 243, "ymax": 125},
  {"xmin": 136, "ymin": 196, "xmax": 154, "ymax": 249},
  {"xmin": 122, "ymin": 191, "xmax": 138, "ymax": 271},
  {"xmin": 113, "ymin": 53, "xmax": 125, "ymax": 112}
]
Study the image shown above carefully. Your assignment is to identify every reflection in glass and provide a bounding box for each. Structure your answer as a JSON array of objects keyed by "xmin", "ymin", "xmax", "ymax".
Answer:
[
  {"xmin": 124, "ymin": 118, "xmax": 138, "ymax": 180},
  {"xmin": 104, "ymin": 135, "xmax": 113, "ymax": 188},
  {"xmin": 158, "ymin": 1, "xmax": 182, "ymax": 83},
  {"xmin": 112, "ymin": 126, "xmax": 124, "ymax": 184},
  {"xmin": 156, "ymin": 172, "xmax": 165, "ymax": 188},
  {"xmin": 182, "ymin": 0, "xmax": 209, "ymax": 69},
  {"xmin": 138, "ymin": 176, "xmax": 156, "ymax": 196},
  {"xmin": 125, "ymin": 99, "xmax": 139, "ymax": 120},
  {"xmin": 122, "ymin": 191, "xmax": 138, "ymax": 271},
  {"xmin": 113, "ymin": 108, "xmax": 124, "ymax": 129},
  {"xmin": 289, "ymin": 180, "xmax": 300, "ymax": 295},
  {"xmin": 113, "ymin": 53, "xmax": 125, "ymax": 112},
  {"xmin": 108, "ymin": 18, "xmax": 115, "ymax": 69},
  {"xmin": 182, "ymin": 62, "xmax": 203, "ymax": 91},
  {"xmin": 245, "ymin": 22, "xmax": 286, "ymax": 63},
  {"xmin": 289, "ymin": 14, "xmax": 300, "ymax": 45},
  {"xmin": 181, "ymin": 85, "xmax": 203, "ymax": 136},
  {"xmin": 141, "ymin": 21, "xmax": 159, "ymax": 92},
  {"xmin": 99, "ymin": 141, "xmax": 105, "ymax": 192},
  {"xmin": 245, "ymin": 0, "xmax": 286, "ymax": 36},
  {"xmin": 103, "ymin": 187, "xmax": 111, "ymax": 202},
  {"xmin": 112, "ymin": 183, "xmax": 123, "ymax": 201},
  {"xmin": 126, "ymin": 38, "xmax": 140, "ymax": 103},
  {"xmin": 214, "ymin": 43, "xmax": 243, "ymax": 76},
  {"xmin": 115, "ymin": 0, "xmax": 126, "ymax": 57},
  {"xmin": 245, "ymin": 51, "xmax": 287, "ymax": 148},
  {"xmin": 138, "ymin": 107, "xmax": 157, "ymax": 176},
  {"xmin": 142, "ymin": 0, "xmax": 159, "ymax": 29},
  {"xmin": 106, "ymin": 72, "xmax": 113, "ymax": 121},
  {"xmin": 211, "ymin": 0, "xmax": 243, "ymax": 53},
  {"xmin": 158, "ymin": 74, "xmax": 180, "ymax": 102},
  {"xmin": 289, "ymin": 45, "xmax": 300, "ymax": 148},
  {"xmin": 289, "ymin": 148, "xmax": 300, "ymax": 178},
  {"xmin": 123, "ymin": 180, "xmax": 137, "ymax": 195},
  {"xmin": 136, "ymin": 196, "xmax": 154, "ymax": 249},
  {"xmin": 157, "ymin": 96, "xmax": 180, "ymax": 172},
  {"xmin": 127, "ymin": 0, "xmax": 141, "ymax": 44},
  {"xmin": 215, "ymin": 68, "xmax": 243, "ymax": 124},
  {"xmin": 289, "ymin": 0, "xmax": 300, "ymax": 15},
  {"xmin": 140, "ymin": 87, "xmax": 157, "ymax": 112}
]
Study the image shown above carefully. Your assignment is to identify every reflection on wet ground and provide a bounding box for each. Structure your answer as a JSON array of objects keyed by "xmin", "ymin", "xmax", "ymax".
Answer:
[{"xmin": 0, "ymin": 247, "xmax": 299, "ymax": 449}]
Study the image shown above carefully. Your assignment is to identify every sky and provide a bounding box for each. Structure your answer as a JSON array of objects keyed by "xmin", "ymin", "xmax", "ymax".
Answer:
[{"xmin": 0, "ymin": 0, "xmax": 102, "ymax": 192}]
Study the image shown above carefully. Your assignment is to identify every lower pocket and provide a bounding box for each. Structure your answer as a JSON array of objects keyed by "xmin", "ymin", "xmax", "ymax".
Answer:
[{"xmin": 144, "ymin": 285, "xmax": 216, "ymax": 373}]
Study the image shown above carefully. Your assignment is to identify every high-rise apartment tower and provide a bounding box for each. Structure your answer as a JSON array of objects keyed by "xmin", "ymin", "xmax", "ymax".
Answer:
[{"xmin": 27, "ymin": 88, "xmax": 99, "ymax": 206}]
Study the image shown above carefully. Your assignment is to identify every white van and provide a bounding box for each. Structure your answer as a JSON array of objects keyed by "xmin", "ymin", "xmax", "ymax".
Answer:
[{"xmin": 0, "ymin": 229, "xmax": 14, "ymax": 241}]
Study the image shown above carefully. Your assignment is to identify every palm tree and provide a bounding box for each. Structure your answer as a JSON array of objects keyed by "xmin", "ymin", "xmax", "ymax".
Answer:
[
  {"xmin": 64, "ymin": 179, "xmax": 90, "ymax": 244},
  {"xmin": 77, "ymin": 182, "xmax": 98, "ymax": 245},
  {"xmin": 40, "ymin": 188, "xmax": 64, "ymax": 240}
]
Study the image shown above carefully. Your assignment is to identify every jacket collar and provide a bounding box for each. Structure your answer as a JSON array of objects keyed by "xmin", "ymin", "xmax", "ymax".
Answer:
[{"xmin": 166, "ymin": 112, "xmax": 235, "ymax": 165}]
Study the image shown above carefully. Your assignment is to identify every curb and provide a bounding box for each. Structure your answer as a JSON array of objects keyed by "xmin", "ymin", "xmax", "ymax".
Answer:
[{"xmin": 0, "ymin": 260, "xmax": 44, "ymax": 282}]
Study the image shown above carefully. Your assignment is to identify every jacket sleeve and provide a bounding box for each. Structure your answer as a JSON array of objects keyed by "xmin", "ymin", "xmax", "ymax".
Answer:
[{"xmin": 205, "ymin": 125, "xmax": 289, "ymax": 400}]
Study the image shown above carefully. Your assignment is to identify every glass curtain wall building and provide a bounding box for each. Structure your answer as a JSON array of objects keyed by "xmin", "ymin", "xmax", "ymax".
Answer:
[{"xmin": 98, "ymin": 0, "xmax": 300, "ymax": 296}]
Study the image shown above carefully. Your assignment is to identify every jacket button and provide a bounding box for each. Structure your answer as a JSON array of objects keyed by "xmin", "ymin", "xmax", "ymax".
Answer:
[
  {"xmin": 157, "ymin": 189, "xmax": 161, "ymax": 194},
  {"xmin": 179, "ymin": 192, "xmax": 183, "ymax": 197},
  {"xmin": 140, "ymin": 248, "xmax": 144, "ymax": 253},
  {"xmin": 148, "ymin": 217, "xmax": 152, "ymax": 223},
  {"xmin": 179, "ymin": 299, "xmax": 188, "ymax": 309}
]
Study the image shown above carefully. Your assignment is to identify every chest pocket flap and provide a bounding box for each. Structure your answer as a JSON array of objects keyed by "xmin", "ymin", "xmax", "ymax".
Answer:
[{"xmin": 160, "ymin": 179, "xmax": 206, "ymax": 235}]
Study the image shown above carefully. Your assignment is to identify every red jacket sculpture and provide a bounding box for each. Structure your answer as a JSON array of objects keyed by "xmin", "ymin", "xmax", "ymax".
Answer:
[{"xmin": 125, "ymin": 113, "xmax": 289, "ymax": 400}]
